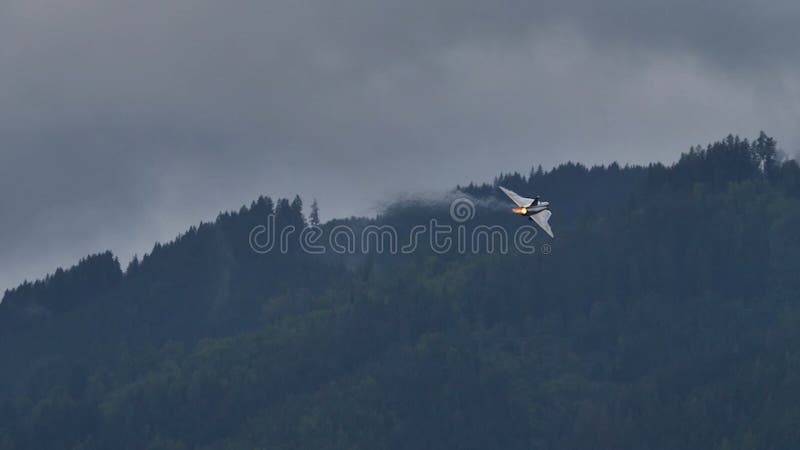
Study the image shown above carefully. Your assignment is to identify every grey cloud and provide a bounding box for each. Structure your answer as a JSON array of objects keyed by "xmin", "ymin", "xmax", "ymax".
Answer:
[{"xmin": 1, "ymin": 0, "xmax": 798, "ymax": 291}]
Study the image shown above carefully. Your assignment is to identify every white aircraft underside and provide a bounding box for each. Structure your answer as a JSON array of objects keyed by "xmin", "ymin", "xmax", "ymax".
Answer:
[{"xmin": 499, "ymin": 186, "xmax": 554, "ymax": 238}]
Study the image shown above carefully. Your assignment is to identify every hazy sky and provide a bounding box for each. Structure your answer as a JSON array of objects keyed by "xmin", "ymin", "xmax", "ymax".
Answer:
[{"xmin": 1, "ymin": 0, "xmax": 799, "ymax": 292}]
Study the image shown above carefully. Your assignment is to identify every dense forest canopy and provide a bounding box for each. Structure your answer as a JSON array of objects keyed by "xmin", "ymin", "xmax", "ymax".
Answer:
[{"xmin": 2, "ymin": 133, "xmax": 800, "ymax": 449}]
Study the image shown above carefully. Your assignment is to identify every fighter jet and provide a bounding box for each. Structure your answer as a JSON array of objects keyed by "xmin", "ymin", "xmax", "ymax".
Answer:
[{"xmin": 499, "ymin": 186, "xmax": 554, "ymax": 238}]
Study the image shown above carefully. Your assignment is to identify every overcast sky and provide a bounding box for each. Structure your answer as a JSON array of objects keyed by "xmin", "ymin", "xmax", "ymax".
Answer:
[{"xmin": 1, "ymin": 0, "xmax": 799, "ymax": 292}]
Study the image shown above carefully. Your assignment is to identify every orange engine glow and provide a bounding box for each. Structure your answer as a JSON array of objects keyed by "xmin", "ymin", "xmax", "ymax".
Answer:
[{"xmin": 512, "ymin": 207, "xmax": 527, "ymax": 215}]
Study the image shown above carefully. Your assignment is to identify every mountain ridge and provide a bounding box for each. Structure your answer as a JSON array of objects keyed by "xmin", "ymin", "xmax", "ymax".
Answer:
[{"xmin": 3, "ymin": 133, "xmax": 800, "ymax": 449}]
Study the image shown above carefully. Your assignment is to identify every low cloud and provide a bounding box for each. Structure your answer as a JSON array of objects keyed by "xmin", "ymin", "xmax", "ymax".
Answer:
[{"xmin": 1, "ymin": 0, "xmax": 798, "ymax": 290}]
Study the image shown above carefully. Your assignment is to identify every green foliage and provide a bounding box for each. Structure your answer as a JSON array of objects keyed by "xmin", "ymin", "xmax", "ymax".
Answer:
[{"xmin": 2, "ymin": 133, "xmax": 800, "ymax": 449}]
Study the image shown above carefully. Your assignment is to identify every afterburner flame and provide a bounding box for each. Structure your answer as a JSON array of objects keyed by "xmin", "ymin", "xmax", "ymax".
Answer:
[{"xmin": 512, "ymin": 207, "xmax": 527, "ymax": 215}]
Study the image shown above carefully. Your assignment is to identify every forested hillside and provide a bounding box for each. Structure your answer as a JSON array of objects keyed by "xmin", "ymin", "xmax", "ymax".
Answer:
[{"xmin": 3, "ymin": 133, "xmax": 800, "ymax": 449}]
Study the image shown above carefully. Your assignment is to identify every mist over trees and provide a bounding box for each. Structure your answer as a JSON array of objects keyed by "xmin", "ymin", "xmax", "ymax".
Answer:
[{"xmin": 2, "ymin": 133, "xmax": 800, "ymax": 449}]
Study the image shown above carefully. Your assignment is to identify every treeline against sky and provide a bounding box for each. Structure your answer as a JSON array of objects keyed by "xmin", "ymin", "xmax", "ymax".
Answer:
[{"xmin": 2, "ymin": 133, "xmax": 800, "ymax": 449}]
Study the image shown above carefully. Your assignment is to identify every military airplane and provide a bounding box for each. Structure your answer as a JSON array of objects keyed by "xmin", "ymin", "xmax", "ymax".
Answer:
[{"xmin": 499, "ymin": 186, "xmax": 554, "ymax": 238}]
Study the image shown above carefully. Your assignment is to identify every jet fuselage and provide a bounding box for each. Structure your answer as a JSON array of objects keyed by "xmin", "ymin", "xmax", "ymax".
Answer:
[{"xmin": 512, "ymin": 202, "xmax": 549, "ymax": 217}]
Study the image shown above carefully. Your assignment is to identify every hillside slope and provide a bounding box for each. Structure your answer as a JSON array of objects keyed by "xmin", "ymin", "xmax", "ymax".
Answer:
[{"xmin": 3, "ymin": 133, "xmax": 800, "ymax": 449}]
